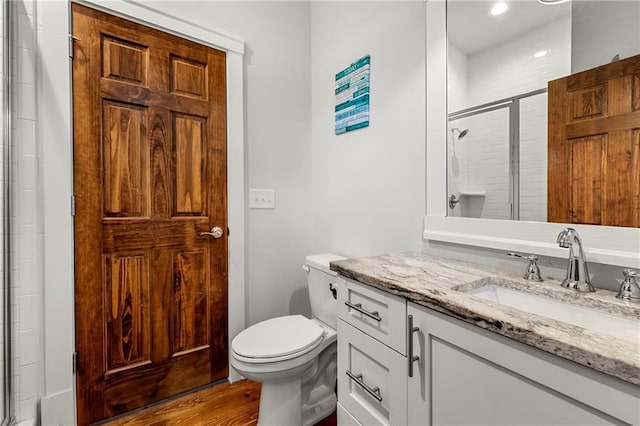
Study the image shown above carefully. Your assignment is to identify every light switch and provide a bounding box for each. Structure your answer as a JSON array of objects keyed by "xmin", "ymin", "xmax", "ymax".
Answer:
[{"xmin": 249, "ymin": 189, "xmax": 275, "ymax": 209}]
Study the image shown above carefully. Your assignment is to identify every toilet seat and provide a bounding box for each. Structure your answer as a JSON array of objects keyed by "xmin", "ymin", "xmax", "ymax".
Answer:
[{"xmin": 232, "ymin": 315, "xmax": 325, "ymax": 363}]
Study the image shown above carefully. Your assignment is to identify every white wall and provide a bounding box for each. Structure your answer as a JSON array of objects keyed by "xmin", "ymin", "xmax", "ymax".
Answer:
[
  {"xmin": 310, "ymin": 1, "xmax": 426, "ymax": 258},
  {"xmin": 572, "ymin": 0, "xmax": 640, "ymax": 73}
]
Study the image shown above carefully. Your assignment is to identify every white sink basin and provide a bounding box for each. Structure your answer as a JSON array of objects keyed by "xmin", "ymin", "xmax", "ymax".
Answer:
[{"xmin": 468, "ymin": 285, "xmax": 640, "ymax": 344}]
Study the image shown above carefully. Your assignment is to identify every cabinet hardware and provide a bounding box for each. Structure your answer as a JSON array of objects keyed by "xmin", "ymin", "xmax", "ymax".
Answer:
[
  {"xmin": 344, "ymin": 301, "xmax": 382, "ymax": 322},
  {"xmin": 407, "ymin": 314, "xmax": 420, "ymax": 377},
  {"xmin": 345, "ymin": 370, "xmax": 383, "ymax": 402}
]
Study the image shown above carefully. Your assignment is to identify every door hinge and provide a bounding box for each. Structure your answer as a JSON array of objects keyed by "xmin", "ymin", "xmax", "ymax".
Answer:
[
  {"xmin": 73, "ymin": 352, "xmax": 78, "ymax": 374},
  {"xmin": 71, "ymin": 195, "xmax": 76, "ymax": 216},
  {"xmin": 69, "ymin": 34, "xmax": 79, "ymax": 59}
]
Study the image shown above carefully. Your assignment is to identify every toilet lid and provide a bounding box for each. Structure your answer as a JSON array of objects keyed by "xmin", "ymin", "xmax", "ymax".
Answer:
[{"xmin": 232, "ymin": 315, "xmax": 324, "ymax": 359}]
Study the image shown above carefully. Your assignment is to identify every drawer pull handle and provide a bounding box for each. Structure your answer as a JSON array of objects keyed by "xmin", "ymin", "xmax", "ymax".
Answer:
[
  {"xmin": 407, "ymin": 314, "xmax": 420, "ymax": 378},
  {"xmin": 345, "ymin": 370, "xmax": 383, "ymax": 402},
  {"xmin": 344, "ymin": 301, "xmax": 382, "ymax": 322}
]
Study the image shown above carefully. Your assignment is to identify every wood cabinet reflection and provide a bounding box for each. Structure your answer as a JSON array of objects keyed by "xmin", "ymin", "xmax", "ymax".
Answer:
[{"xmin": 548, "ymin": 54, "xmax": 640, "ymax": 227}]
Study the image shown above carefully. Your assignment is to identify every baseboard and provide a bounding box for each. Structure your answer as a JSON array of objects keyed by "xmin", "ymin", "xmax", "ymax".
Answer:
[{"xmin": 40, "ymin": 389, "xmax": 75, "ymax": 426}]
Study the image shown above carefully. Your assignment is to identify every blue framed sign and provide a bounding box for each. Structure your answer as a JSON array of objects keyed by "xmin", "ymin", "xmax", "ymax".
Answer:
[{"xmin": 335, "ymin": 55, "xmax": 370, "ymax": 134}]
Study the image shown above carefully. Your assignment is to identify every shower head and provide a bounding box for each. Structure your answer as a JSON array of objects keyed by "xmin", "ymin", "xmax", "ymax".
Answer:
[{"xmin": 451, "ymin": 127, "xmax": 469, "ymax": 140}]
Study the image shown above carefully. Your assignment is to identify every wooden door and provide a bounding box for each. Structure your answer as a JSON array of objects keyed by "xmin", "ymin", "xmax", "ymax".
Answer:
[
  {"xmin": 548, "ymin": 54, "xmax": 640, "ymax": 227},
  {"xmin": 72, "ymin": 5, "xmax": 228, "ymax": 424}
]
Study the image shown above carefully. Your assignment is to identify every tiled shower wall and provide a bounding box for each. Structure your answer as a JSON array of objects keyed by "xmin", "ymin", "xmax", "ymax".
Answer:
[
  {"xmin": 467, "ymin": 16, "xmax": 571, "ymax": 106},
  {"xmin": 13, "ymin": 0, "xmax": 42, "ymax": 424}
]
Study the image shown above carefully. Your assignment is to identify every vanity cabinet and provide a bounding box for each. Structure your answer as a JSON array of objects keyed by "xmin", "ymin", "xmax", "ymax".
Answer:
[
  {"xmin": 407, "ymin": 301, "xmax": 639, "ymax": 426},
  {"xmin": 335, "ymin": 273, "xmax": 639, "ymax": 426},
  {"xmin": 337, "ymin": 277, "xmax": 407, "ymax": 425}
]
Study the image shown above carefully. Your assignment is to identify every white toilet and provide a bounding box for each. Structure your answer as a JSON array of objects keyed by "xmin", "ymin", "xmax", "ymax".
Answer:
[{"xmin": 231, "ymin": 253, "xmax": 346, "ymax": 426}]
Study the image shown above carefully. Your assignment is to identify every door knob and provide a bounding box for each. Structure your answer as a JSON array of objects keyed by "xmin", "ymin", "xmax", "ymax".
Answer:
[{"xmin": 199, "ymin": 226, "xmax": 224, "ymax": 239}]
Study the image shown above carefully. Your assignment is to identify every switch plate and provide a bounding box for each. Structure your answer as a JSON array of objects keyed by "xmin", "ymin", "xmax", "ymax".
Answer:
[{"xmin": 249, "ymin": 189, "xmax": 276, "ymax": 209}]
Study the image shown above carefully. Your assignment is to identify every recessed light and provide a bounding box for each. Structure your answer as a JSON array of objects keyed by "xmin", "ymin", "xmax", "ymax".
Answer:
[
  {"xmin": 538, "ymin": 0, "xmax": 570, "ymax": 4},
  {"xmin": 491, "ymin": 2, "xmax": 509, "ymax": 16},
  {"xmin": 533, "ymin": 49, "xmax": 549, "ymax": 58}
]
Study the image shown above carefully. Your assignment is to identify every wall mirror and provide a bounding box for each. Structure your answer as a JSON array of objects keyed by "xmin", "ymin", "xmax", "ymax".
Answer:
[
  {"xmin": 425, "ymin": 0, "xmax": 640, "ymax": 267},
  {"xmin": 445, "ymin": 0, "xmax": 640, "ymax": 223},
  {"xmin": 446, "ymin": 0, "xmax": 570, "ymax": 221}
]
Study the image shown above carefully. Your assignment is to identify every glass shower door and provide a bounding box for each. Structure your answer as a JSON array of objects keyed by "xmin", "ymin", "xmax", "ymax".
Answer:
[{"xmin": 448, "ymin": 105, "xmax": 512, "ymax": 219}]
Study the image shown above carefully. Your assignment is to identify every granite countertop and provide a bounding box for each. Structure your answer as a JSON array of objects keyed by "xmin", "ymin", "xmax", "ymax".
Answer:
[{"xmin": 330, "ymin": 252, "xmax": 640, "ymax": 385}]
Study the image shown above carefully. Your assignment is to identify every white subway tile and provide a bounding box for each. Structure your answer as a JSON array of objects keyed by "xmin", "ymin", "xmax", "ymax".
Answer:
[
  {"xmin": 19, "ymin": 294, "xmax": 36, "ymax": 331},
  {"xmin": 18, "ymin": 259, "xmax": 36, "ymax": 296},
  {"xmin": 17, "ymin": 84, "xmax": 36, "ymax": 120},
  {"xmin": 18, "ymin": 47, "xmax": 35, "ymax": 85},
  {"xmin": 18, "ymin": 364, "xmax": 38, "ymax": 401},
  {"xmin": 18, "ymin": 398, "xmax": 38, "ymax": 424},
  {"xmin": 18, "ymin": 330, "xmax": 38, "ymax": 366},
  {"xmin": 18, "ymin": 155, "xmax": 37, "ymax": 190},
  {"xmin": 18, "ymin": 119, "xmax": 36, "ymax": 156},
  {"xmin": 17, "ymin": 12, "xmax": 36, "ymax": 50},
  {"xmin": 17, "ymin": 225, "xmax": 36, "ymax": 260}
]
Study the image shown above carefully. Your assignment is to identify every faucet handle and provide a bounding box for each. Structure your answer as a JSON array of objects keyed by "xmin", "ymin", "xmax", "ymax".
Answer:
[
  {"xmin": 507, "ymin": 252, "xmax": 543, "ymax": 282},
  {"xmin": 617, "ymin": 269, "xmax": 640, "ymax": 301}
]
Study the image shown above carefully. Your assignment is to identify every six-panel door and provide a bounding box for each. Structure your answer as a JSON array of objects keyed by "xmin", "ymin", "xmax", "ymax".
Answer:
[{"xmin": 72, "ymin": 4, "xmax": 228, "ymax": 424}]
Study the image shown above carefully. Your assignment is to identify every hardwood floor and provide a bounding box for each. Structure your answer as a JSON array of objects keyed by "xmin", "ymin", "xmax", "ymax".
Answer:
[{"xmin": 102, "ymin": 380, "xmax": 337, "ymax": 426}]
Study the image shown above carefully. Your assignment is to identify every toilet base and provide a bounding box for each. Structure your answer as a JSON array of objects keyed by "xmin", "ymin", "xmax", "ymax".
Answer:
[
  {"xmin": 257, "ymin": 379, "xmax": 336, "ymax": 426},
  {"xmin": 258, "ymin": 379, "xmax": 302, "ymax": 426}
]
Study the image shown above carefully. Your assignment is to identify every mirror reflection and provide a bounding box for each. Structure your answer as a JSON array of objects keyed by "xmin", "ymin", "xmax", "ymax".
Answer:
[{"xmin": 447, "ymin": 0, "xmax": 571, "ymax": 221}]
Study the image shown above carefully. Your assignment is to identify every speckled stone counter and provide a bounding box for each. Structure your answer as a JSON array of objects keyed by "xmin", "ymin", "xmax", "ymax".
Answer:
[{"xmin": 330, "ymin": 252, "xmax": 640, "ymax": 385}]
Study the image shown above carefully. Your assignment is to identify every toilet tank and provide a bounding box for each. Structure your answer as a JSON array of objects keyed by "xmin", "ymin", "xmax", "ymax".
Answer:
[{"xmin": 305, "ymin": 253, "xmax": 346, "ymax": 330}]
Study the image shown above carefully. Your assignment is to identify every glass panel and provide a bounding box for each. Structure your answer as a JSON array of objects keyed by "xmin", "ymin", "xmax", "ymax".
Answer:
[{"xmin": 448, "ymin": 106, "xmax": 511, "ymax": 220}]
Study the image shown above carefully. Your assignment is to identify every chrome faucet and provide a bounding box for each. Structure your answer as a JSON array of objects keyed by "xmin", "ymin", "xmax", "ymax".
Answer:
[{"xmin": 556, "ymin": 228, "xmax": 595, "ymax": 292}]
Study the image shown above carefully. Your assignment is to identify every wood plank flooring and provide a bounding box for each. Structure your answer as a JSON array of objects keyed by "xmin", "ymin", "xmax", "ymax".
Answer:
[{"xmin": 102, "ymin": 380, "xmax": 337, "ymax": 426}]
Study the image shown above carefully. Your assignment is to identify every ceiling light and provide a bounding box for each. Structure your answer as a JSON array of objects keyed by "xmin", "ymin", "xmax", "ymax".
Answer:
[
  {"xmin": 491, "ymin": 2, "xmax": 509, "ymax": 16},
  {"xmin": 533, "ymin": 49, "xmax": 549, "ymax": 58},
  {"xmin": 538, "ymin": 0, "xmax": 570, "ymax": 4}
]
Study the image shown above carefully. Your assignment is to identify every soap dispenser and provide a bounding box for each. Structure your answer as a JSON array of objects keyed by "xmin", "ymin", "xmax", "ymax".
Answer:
[{"xmin": 616, "ymin": 269, "xmax": 640, "ymax": 302}]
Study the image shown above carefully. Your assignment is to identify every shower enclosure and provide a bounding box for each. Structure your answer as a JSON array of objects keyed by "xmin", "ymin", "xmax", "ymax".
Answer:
[{"xmin": 447, "ymin": 88, "xmax": 548, "ymax": 222}]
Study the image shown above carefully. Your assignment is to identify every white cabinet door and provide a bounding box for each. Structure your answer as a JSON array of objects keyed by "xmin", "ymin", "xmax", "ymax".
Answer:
[
  {"xmin": 407, "ymin": 302, "xmax": 638, "ymax": 426},
  {"xmin": 338, "ymin": 319, "xmax": 407, "ymax": 425}
]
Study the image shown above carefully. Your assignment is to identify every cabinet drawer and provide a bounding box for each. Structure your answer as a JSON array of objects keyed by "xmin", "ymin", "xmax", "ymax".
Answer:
[
  {"xmin": 338, "ymin": 277, "xmax": 406, "ymax": 354},
  {"xmin": 338, "ymin": 320, "xmax": 407, "ymax": 426}
]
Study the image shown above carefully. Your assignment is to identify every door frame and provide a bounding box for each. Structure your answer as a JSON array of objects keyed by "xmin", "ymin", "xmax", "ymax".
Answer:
[{"xmin": 38, "ymin": 1, "xmax": 246, "ymax": 424}]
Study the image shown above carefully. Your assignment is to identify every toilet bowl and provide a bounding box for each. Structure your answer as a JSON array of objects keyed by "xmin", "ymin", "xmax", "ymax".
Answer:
[{"xmin": 230, "ymin": 254, "xmax": 345, "ymax": 426}]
